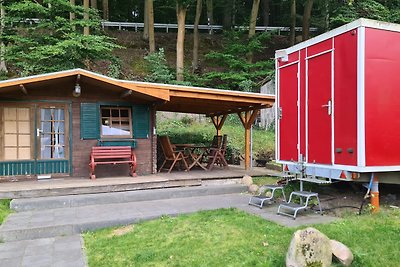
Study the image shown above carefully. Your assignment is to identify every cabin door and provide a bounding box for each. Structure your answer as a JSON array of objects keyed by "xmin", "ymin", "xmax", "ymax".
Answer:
[
  {"xmin": 36, "ymin": 105, "xmax": 70, "ymax": 176},
  {"xmin": 307, "ymin": 51, "xmax": 332, "ymax": 165}
]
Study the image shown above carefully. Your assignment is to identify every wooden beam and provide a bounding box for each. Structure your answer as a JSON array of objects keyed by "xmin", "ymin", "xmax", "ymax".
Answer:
[
  {"xmin": 237, "ymin": 109, "xmax": 260, "ymax": 170},
  {"xmin": 211, "ymin": 114, "xmax": 227, "ymax": 136},
  {"xmin": 19, "ymin": 84, "xmax": 28, "ymax": 95}
]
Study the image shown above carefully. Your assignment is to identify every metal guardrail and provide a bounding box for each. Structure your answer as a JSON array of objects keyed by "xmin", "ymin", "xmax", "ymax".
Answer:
[
  {"xmin": 101, "ymin": 21, "xmax": 318, "ymax": 34},
  {"xmin": 21, "ymin": 19, "xmax": 318, "ymax": 34}
]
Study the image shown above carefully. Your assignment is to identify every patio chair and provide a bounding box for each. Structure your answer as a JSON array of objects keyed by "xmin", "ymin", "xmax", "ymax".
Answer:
[
  {"xmin": 248, "ymin": 178, "xmax": 288, "ymax": 208},
  {"xmin": 206, "ymin": 134, "xmax": 228, "ymax": 170},
  {"xmin": 158, "ymin": 136, "xmax": 189, "ymax": 173}
]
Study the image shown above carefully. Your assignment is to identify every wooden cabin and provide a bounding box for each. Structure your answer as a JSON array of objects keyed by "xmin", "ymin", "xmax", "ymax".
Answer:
[{"xmin": 0, "ymin": 69, "xmax": 274, "ymax": 181}]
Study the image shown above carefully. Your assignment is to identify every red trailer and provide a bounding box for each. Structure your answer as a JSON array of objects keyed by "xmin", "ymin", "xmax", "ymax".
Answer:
[{"xmin": 275, "ymin": 18, "xmax": 400, "ymax": 194}]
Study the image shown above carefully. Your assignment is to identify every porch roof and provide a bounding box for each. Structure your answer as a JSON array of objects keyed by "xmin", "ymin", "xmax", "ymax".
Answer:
[{"xmin": 0, "ymin": 69, "xmax": 275, "ymax": 116}]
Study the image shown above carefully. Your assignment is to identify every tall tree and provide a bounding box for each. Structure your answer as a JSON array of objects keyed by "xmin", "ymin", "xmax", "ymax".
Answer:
[
  {"xmin": 289, "ymin": 0, "xmax": 296, "ymax": 45},
  {"xmin": 247, "ymin": 0, "xmax": 260, "ymax": 63},
  {"xmin": 206, "ymin": 0, "xmax": 213, "ymax": 34},
  {"xmin": 192, "ymin": 0, "xmax": 202, "ymax": 72},
  {"xmin": 3, "ymin": 0, "xmax": 120, "ymax": 76},
  {"xmin": 70, "ymin": 0, "xmax": 75, "ymax": 23},
  {"xmin": 176, "ymin": 0, "xmax": 192, "ymax": 81},
  {"xmin": 147, "ymin": 0, "xmax": 155, "ymax": 53},
  {"xmin": 222, "ymin": 0, "xmax": 232, "ymax": 29},
  {"xmin": 143, "ymin": 0, "xmax": 149, "ymax": 40},
  {"xmin": 302, "ymin": 0, "xmax": 314, "ymax": 40},
  {"xmin": 249, "ymin": 0, "xmax": 260, "ymax": 38},
  {"xmin": 90, "ymin": 0, "xmax": 97, "ymax": 9},
  {"xmin": 0, "ymin": 0, "xmax": 7, "ymax": 73},
  {"xmin": 102, "ymin": 0, "xmax": 109, "ymax": 20},
  {"xmin": 84, "ymin": 0, "xmax": 90, "ymax": 35},
  {"xmin": 261, "ymin": 0, "xmax": 270, "ymax": 26}
]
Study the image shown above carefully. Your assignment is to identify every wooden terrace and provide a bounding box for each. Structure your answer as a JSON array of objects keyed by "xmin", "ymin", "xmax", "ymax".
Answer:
[{"xmin": 0, "ymin": 166, "xmax": 280, "ymax": 199}]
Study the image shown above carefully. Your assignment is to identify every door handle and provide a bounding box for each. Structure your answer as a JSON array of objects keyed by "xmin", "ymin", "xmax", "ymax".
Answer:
[
  {"xmin": 321, "ymin": 100, "xmax": 332, "ymax": 115},
  {"xmin": 36, "ymin": 129, "xmax": 43, "ymax": 137}
]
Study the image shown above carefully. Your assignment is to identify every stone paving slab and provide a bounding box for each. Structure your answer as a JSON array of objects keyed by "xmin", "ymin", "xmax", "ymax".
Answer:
[
  {"xmin": 0, "ymin": 193, "xmax": 338, "ymax": 242},
  {"xmin": 0, "ymin": 235, "xmax": 86, "ymax": 267},
  {"xmin": 11, "ymin": 184, "xmax": 248, "ymax": 212}
]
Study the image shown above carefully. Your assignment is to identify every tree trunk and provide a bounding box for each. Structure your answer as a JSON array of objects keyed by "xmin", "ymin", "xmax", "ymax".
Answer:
[
  {"xmin": 248, "ymin": 0, "xmax": 260, "ymax": 39},
  {"xmin": 289, "ymin": 0, "xmax": 296, "ymax": 45},
  {"xmin": 247, "ymin": 0, "xmax": 260, "ymax": 63},
  {"xmin": 324, "ymin": 0, "xmax": 329, "ymax": 31},
  {"xmin": 90, "ymin": 0, "xmax": 97, "ymax": 9},
  {"xmin": 70, "ymin": 0, "xmax": 75, "ymax": 21},
  {"xmin": 84, "ymin": 0, "xmax": 90, "ymax": 35},
  {"xmin": 176, "ymin": 3, "xmax": 187, "ymax": 81},
  {"xmin": 261, "ymin": 0, "xmax": 269, "ymax": 26},
  {"xmin": 147, "ymin": 0, "xmax": 155, "ymax": 53},
  {"xmin": 192, "ymin": 0, "xmax": 202, "ymax": 72},
  {"xmin": 102, "ymin": 0, "xmax": 109, "ymax": 20},
  {"xmin": 302, "ymin": 0, "xmax": 313, "ymax": 41},
  {"xmin": 206, "ymin": 0, "xmax": 213, "ymax": 34},
  {"xmin": 222, "ymin": 0, "xmax": 232, "ymax": 29},
  {"xmin": 70, "ymin": 0, "xmax": 76, "ymax": 31},
  {"xmin": 0, "ymin": 0, "xmax": 7, "ymax": 74},
  {"xmin": 143, "ymin": 0, "xmax": 149, "ymax": 40}
]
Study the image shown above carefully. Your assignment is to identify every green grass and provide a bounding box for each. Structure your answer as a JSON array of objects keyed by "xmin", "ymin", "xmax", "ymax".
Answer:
[
  {"xmin": 0, "ymin": 199, "xmax": 12, "ymax": 225},
  {"xmin": 84, "ymin": 208, "xmax": 400, "ymax": 267}
]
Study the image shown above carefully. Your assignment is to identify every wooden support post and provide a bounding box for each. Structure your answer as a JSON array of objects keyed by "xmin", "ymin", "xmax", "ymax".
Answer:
[
  {"xmin": 238, "ymin": 109, "xmax": 260, "ymax": 170},
  {"xmin": 211, "ymin": 114, "xmax": 227, "ymax": 136}
]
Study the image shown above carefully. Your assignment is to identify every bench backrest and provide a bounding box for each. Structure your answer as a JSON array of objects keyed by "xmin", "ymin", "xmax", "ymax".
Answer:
[{"xmin": 91, "ymin": 146, "xmax": 132, "ymax": 159}]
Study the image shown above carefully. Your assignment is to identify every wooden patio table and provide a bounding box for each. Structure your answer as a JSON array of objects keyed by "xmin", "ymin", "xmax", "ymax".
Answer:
[{"xmin": 175, "ymin": 144, "xmax": 209, "ymax": 170}]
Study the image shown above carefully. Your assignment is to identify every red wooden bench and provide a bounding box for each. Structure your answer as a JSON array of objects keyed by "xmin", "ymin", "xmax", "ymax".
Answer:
[{"xmin": 89, "ymin": 146, "xmax": 137, "ymax": 179}]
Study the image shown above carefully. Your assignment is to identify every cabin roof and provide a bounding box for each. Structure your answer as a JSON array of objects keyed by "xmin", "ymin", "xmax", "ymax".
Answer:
[{"xmin": 0, "ymin": 69, "xmax": 275, "ymax": 116}]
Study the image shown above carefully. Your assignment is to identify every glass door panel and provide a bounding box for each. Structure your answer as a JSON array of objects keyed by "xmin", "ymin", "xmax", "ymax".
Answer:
[{"xmin": 39, "ymin": 108, "xmax": 66, "ymax": 159}]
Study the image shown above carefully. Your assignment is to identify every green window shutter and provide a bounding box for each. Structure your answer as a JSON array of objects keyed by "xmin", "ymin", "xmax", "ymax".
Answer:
[
  {"xmin": 133, "ymin": 105, "xmax": 150, "ymax": 139},
  {"xmin": 80, "ymin": 103, "xmax": 100, "ymax": 140}
]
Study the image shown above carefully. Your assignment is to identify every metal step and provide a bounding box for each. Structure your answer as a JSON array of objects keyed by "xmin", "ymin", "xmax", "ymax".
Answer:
[{"xmin": 298, "ymin": 176, "xmax": 332, "ymax": 184}]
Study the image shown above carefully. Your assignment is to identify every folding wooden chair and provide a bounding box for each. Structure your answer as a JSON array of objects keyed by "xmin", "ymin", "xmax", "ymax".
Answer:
[
  {"xmin": 206, "ymin": 134, "xmax": 228, "ymax": 170},
  {"xmin": 158, "ymin": 136, "xmax": 189, "ymax": 173}
]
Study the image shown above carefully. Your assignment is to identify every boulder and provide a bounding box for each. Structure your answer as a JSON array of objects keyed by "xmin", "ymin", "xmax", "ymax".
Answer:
[
  {"xmin": 330, "ymin": 240, "xmax": 353, "ymax": 266},
  {"xmin": 248, "ymin": 184, "xmax": 259, "ymax": 194},
  {"xmin": 241, "ymin": 175, "xmax": 253, "ymax": 186},
  {"xmin": 286, "ymin": 227, "xmax": 332, "ymax": 267}
]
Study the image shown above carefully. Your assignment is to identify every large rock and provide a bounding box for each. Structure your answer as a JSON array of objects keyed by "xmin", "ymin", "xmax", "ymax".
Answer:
[
  {"xmin": 286, "ymin": 227, "xmax": 332, "ymax": 267},
  {"xmin": 248, "ymin": 184, "xmax": 259, "ymax": 194},
  {"xmin": 241, "ymin": 175, "xmax": 253, "ymax": 186},
  {"xmin": 330, "ymin": 240, "xmax": 353, "ymax": 266}
]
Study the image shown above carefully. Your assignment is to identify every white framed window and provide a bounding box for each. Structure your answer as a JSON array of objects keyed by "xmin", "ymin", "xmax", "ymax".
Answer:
[{"xmin": 100, "ymin": 107, "xmax": 132, "ymax": 138}]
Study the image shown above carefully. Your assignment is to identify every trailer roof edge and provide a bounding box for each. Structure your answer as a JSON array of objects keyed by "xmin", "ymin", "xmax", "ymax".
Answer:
[{"xmin": 275, "ymin": 18, "xmax": 400, "ymax": 58}]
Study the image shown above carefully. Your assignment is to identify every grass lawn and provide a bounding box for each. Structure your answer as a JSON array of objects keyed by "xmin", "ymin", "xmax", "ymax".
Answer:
[
  {"xmin": 0, "ymin": 199, "xmax": 12, "ymax": 225},
  {"xmin": 84, "ymin": 208, "xmax": 400, "ymax": 267}
]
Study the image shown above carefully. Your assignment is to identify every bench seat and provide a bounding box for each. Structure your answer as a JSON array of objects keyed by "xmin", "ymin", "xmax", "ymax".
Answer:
[{"xmin": 89, "ymin": 146, "xmax": 137, "ymax": 179}]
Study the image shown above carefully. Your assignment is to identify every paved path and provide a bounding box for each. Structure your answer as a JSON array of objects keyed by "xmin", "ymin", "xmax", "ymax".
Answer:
[
  {"xmin": 0, "ymin": 235, "xmax": 85, "ymax": 267},
  {"xmin": 0, "ymin": 192, "xmax": 337, "ymax": 267}
]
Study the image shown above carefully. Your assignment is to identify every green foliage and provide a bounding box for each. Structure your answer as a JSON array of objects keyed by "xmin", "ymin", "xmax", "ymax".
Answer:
[
  {"xmin": 0, "ymin": 199, "xmax": 12, "ymax": 225},
  {"xmin": 144, "ymin": 48, "xmax": 174, "ymax": 83},
  {"xmin": 157, "ymin": 117, "xmax": 275, "ymax": 163},
  {"xmin": 2, "ymin": 0, "xmax": 121, "ymax": 76},
  {"xmin": 198, "ymin": 31, "xmax": 274, "ymax": 91},
  {"xmin": 84, "ymin": 208, "xmax": 400, "ymax": 267},
  {"xmin": 330, "ymin": 0, "xmax": 397, "ymax": 29}
]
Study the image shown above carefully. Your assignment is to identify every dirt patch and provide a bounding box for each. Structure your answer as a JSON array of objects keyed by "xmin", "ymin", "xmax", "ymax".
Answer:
[
  {"xmin": 109, "ymin": 225, "xmax": 135, "ymax": 237},
  {"xmin": 313, "ymin": 182, "xmax": 400, "ymax": 217}
]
